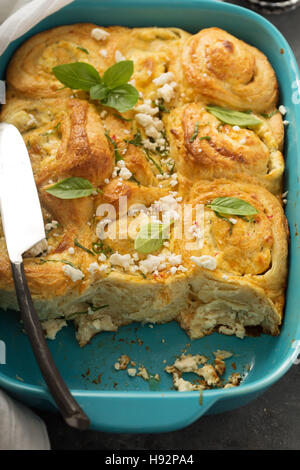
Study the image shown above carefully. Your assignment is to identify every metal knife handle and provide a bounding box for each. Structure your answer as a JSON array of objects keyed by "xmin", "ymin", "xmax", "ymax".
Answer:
[{"xmin": 11, "ymin": 261, "xmax": 90, "ymax": 431}]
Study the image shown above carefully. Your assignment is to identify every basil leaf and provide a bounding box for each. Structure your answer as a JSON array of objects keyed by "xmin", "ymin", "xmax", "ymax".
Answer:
[
  {"xmin": 103, "ymin": 84, "xmax": 139, "ymax": 113},
  {"xmin": 103, "ymin": 60, "xmax": 134, "ymax": 89},
  {"xmin": 45, "ymin": 177, "xmax": 96, "ymax": 199},
  {"xmin": 90, "ymin": 83, "xmax": 109, "ymax": 101},
  {"xmin": 206, "ymin": 106, "xmax": 262, "ymax": 128},
  {"xmin": 208, "ymin": 197, "xmax": 258, "ymax": 216},
  {"xmin": 134, "ymin": 222, "xmax": 170, "ymax": 254},
  {"xmin": 52, "ymin": 62, "xmax": 101, "ymax": 91}
]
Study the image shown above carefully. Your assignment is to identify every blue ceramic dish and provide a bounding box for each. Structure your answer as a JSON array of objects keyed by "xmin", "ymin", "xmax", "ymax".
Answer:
[{"xmin": 0, "ymin": 0, "xmax": 300, "ymax": 433}]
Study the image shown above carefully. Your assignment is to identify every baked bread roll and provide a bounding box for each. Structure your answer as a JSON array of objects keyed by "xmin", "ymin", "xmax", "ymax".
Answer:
[
  {"xmin": 166, "ymin": 103, "xmax": 284, "ymax": 195},
  {"xmin": 0, "ymin": 24, "xmax": 288, "ymax": 346},
  {"xmin": 180, "ymin": 27, "xmax": 278, "ymax": 113}
]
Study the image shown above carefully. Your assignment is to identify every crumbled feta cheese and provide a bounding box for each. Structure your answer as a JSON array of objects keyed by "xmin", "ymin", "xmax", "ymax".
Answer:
[
  {"xmin": 98, "ymin": 253, "xmax": 107, "ymax": 262},
  {"xmin": 104, "ymin": 178, "xmax": 110, "ymax": 184},
  {"xmin": 135, "ymin": 103, "xmax": 159, "ymax": 115},
  {"xmin": 139, "ymin": 254, "xmax": 167, "ymax": 275},
  {"xmin": 157, "ymin": 82, "xmax": 177, "ymax": 103},
  {"xmin": 127, "ymin": 368, "xmax": 137, "ymax": 377},
  {"xmin": 283, "ymin": 120, "xmax": 289, "ymax": 125},
  {"xmin": 68, "ymin": 247, "xmax": 75, "ymax": 255},
  {"xmin": 62, "ymin": 265, "xmax": 84, "ymax": 282},
  {"xmin": 45, "ymin": 220, "xmax": 59, "ymax": 231},
  {"xmin": 91, "ymin": 28, "xmax": 110, "ymax": 41},
  {"xmin": 170, "ymin": 266, "xmax": 177, "ymax": 275},
  {"xmin": 109, "ymin": 253, "xmax": 133, "ymax": 269},
  {"xmin": 152, "ymin": 72, "xmax": 175, "ymax": 86},
  {"xmin": 190, "ymin": 255, "xmax": 217, "ymax": 271},
  {"xmin": 87, "ymin": 262, "xmax": 100, "ymax": 274},
  {"xmin": 229, "ymin": 218, "xmax": 237, "ymax": 224},
  {"xmin": 100, "ymin": 110, "xmax": 107, "ymax": 118},
  {"xmin": 168, "ymin": 254, "xmax": 182, "ymax": 266},
  {"xmin": 119, "ymin": 166, "xmax": 132, "ymax": 180},
  {"xmin": 279, "ymin": 105, "xmax": 286, "ymax": 115},
  {"xmin": 99, "ymin": 264, "xmax": 109, "ymax": 272},
  {"xmin": 232, "ymin": 125, "xmax": 240, "ymax": 131},
  {"xmin": 115, "ymin": 50, "xmax": 125, "ymax": 62},
  {"xmin": 99, "ymin": 49, "xmax": 107, "ymax": 57}
]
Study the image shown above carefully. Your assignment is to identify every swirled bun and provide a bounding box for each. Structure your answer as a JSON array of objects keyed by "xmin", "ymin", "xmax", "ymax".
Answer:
[
  {"xmin": 0, "ymin": 24, "xmax": 288, "ymax": 346},
  {"xmin": 176, "ymin": 178, "xmax": 288, "ymax": 338},
  {"xmin": 180, "ymin": 28, "xmax": 278, "ymax": 113},
  {"xmin": 166, "ymin": 103, "xmax": 284, "ymax": 194}
]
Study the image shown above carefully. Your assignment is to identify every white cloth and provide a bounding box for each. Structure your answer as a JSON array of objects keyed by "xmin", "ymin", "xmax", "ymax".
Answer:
[
  {"xmin": 0, "ymin": 0, "xmax": 74, "ymax": 55},
  {"xmin": 0, "ymin": 0, "xmax": 74, "ymax": 450},
  {"xmin": 0, "ymin": 390, "xmax": 50, "ymax": 450}
]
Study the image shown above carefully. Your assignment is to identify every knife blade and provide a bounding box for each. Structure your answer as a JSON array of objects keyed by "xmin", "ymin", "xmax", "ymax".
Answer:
[
  {"xmin": 0, "ymin": 123, "xmax": 90, "ymax": 430},
  {"xmin": 0, "ymin": 123, "xmax": 46, "ymax": 262}
]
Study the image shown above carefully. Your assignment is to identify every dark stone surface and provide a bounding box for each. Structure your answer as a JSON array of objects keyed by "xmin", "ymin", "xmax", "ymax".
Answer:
[{"xmin": 34, "ymin": 1, "xmax": 300, "ymax": 450}]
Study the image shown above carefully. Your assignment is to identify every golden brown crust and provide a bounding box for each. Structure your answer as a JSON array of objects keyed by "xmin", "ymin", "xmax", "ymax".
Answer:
[
  {"xmin": 180, "ymin": 28, "xmax": 278, "ymax": 112},
  {"xmin": 166, "ymin": 103, "xmax": 284, "ymax": 195},
  {"xmin": 0, "ymin": 23, "xmax": 288, "ymax": 343}
]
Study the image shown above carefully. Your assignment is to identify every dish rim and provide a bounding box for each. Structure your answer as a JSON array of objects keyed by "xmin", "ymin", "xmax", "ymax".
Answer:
[{"xmin": 0, "ymin": 0, "xmax": 300, "ymax": 405}]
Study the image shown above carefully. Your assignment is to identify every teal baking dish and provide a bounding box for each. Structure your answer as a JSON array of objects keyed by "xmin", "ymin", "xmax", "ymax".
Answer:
[{"xmin": 0, "ymin": 0, "xmax": 300, "ymax": 433}]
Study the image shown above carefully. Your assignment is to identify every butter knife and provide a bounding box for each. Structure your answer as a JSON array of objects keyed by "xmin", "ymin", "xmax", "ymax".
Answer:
[{"xmin": 0, "ymin": 123, "xmax": 90, "ymax": 430}]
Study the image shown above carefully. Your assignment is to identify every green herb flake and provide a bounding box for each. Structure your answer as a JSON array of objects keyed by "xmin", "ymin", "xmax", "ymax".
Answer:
[
  {"xmin": 113, "ymin": 113, "xmax": 132, "ymax": 122},
  {"xmin": 129, "ymin": 175, "xmax": 141, "ymax": 186},
  {"xmin": 215, "ymin": 212, "xmax": 234, "ymax": 235},
  {"xmin": 144, "ymin": 149, "xmax": 163, "ymax": 175},
  {"xmin": 39, "ymin": 259, "xmax": 79, "ymax": 269},
  {"xmin": 92, "ymin": 241, "xmax": 113, "ymax": 256},
  {"xmin": 190, "ymin": 122, "xmax": 199, "ymax": 143},
  {"xmin": 126, "ymin": 130, "xmax": 143, "ymax": 147},
  {"xmin": 105, "ymin": 132, "xmax": 123, "ymax": 161},
  {"xmin": 157, "ymin": 99, "xmax": 170, "ymax": 114},
  {"xmin": 74, "ymin": 239, "xmax": 95, "ymax": 256},
  {"xmin": 261, "ymin": 110, "xmax": 279, "ymax": 119},
  {"xmin": 77, "ymin": 46, "xmax": 89, "ymax": 54}
]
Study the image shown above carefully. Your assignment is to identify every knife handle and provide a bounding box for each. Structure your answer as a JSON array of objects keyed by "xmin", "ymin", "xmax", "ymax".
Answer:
[{"xmin": 11, "ymin": 261, "xmax": 90, "ymax": 431}]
